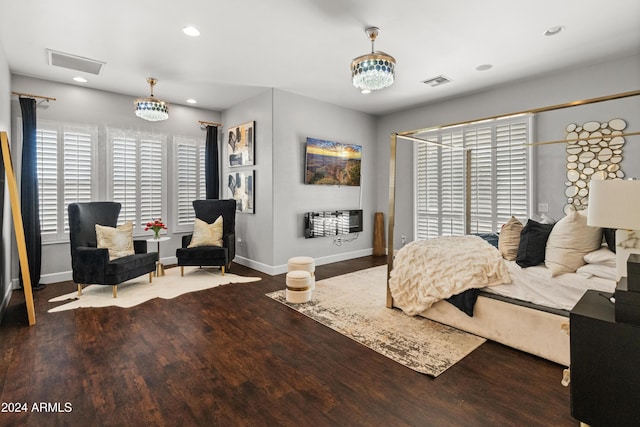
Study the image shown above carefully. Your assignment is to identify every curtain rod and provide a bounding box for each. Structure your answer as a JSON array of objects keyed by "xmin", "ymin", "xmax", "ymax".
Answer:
[
  {"xmin": 11, "ymin": 91, "xmax": 56, "ymax": 101},
  {"xmin": 198, "ymin": 120, "xmax": 222, "ymax": 127}
]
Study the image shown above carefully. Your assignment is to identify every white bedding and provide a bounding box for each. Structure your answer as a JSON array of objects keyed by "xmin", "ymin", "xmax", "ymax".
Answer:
[{"xmin": 485, "ymin": 260, "xmax": 616, "ymax": 311}]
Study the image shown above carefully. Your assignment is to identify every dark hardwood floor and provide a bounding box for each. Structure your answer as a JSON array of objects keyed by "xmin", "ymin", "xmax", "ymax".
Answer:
[{"xmin": 0, "ymin": 256, "xmax": 576, "ymax": 426}]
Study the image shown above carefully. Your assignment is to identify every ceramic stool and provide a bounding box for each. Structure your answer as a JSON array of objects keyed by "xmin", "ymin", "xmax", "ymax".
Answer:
[
  {"xmin": 287, "ymin": 256, "xmax": 316, "ymax": 290},
  {"xmin": 285, "ymin": 270, "xmax": 312, "ymax": 303}
]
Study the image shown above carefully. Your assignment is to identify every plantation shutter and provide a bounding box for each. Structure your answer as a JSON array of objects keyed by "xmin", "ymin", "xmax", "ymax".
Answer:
[
  {"xmin": 63, "ymin": 131, "xmax": 93, "ymax": 231},
  {"xmin": 440, "ymin": 131, "xmax": 465, "ymax": 236},
  {"xmin": 199, "ymin": 145, "xmax": 207, "ymax": 199},
  {"xmin": 466, "ymin": 126, "xmax": 493, "ymax": 233},
  {"xmin": 495, "ymin": 120, "xmax": 528, "ymax": 226},
  {"xmin": 36, "ymin": 129, "xmax": 58, "ymax": 234},
  {"xmin": 140, "ymin": 139, "xmax": 164, "ymax": 227},
  {"xmin": 112, "ymin": 136, "xmax": 138, "ymax": 225},
  {"xmin": 415, "ymin": 137, "xmax": 443, "ymax": 240},
  {"xmin": 176, "ymin": 140, "xmax": 198, "ymax": 225}
]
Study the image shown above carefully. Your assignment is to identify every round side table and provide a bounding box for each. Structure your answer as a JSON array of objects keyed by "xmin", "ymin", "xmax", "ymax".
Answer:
[{"xmin": 146, "ymin": 236, "xmax": 171, "ymax": 277}]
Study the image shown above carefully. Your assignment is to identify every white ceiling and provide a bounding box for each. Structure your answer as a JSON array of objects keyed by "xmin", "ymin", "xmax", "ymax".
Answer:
[{"xmin": 1, "ymin": 0, "xmax": 639, "ymax": 116}]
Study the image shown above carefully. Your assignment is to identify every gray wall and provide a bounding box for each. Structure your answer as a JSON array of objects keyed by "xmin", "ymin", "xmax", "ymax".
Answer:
[
  {"xmin": 0, "ymin": 43, "xmax": 11, "ymax": 319},
  {"xmin": 10, "ymin": 75, "xmax": 222, "ymax": 285},
  {"xmin": 221, "ymin": 89, "xmax": 378, "ymax": 275},
  {"xmin": 377, "ymin": 54, "xmax": 640, "ymax": 248},
  {"xmin": 272, "ymin": 89, "xmax": 377, "ymax": 270},
  {"xmin": 221, "ymin": 89, "xmax": 276, "ymax": 272}
]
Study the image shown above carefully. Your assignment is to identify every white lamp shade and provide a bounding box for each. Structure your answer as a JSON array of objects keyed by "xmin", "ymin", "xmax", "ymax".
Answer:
[{"xmin": 587, "ymin": 179, "xmax": 640, "ymax": 230}]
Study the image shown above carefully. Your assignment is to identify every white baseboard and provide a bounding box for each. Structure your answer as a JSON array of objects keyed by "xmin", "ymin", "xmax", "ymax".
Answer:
[
  {"xmin": 11, "ymin": 255, "xmax": 178, "ymax": 289},
  {"xmin": 232, "ymin": 256, "xmax": 276, "ymax": 275},
  {"xmin": 234, "ymin": 248, "xmax": 374, "ymax": 276},
  {"xmin": 11, "ymin": 251, "xmax": 375, "ymax": 287}
]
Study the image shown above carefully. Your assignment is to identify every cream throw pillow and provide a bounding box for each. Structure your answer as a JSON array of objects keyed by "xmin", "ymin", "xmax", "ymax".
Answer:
[
  {"xmin": 498, "ymin": 216, "xmax": 523, "ymax": 261},
  {"xmin": 188, "ymin": 216, "xmax": 223, "ymax": 248},
  {"xmin": 545, "ymin": 210, "xmax": 603, "ymax": 277},
  {"xmin": 96, "ymin": 221, "xmax": 134, "ymax": 260}
]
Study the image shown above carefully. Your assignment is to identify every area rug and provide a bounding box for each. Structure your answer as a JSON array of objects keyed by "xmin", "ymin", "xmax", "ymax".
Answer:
[
  {"xmin": 266, "ymin": 266, "xmax": 485, "ymax": 377},
  {"xmin": 49, "ymin": 267, "xmax": 261, "ymax": 312}
]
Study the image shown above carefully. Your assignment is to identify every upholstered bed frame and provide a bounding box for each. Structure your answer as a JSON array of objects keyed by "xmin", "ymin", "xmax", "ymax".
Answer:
[{"xmin": 421, "ymin": 295, "xmax": 570, "ymax": 366}]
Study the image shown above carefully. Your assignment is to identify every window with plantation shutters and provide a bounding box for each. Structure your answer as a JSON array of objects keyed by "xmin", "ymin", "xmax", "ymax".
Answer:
[
  {"xmin": 414, "ymin": 115, "xmax": 531, "ymax": 239},
  {"xmin": 35, "ymin": 123, "xmax": 96, "ymax": 242},
  {"xmin": 174, "ymin": 136, "xmax": 205, "ymax": 229},
  {"xmin": 109, "ymin": 130, "xmax": 165, "ymax": 231}
]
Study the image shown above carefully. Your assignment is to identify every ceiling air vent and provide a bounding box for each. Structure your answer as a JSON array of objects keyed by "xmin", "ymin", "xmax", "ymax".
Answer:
[
  {"xmin": 46, "ymin": 49, "xmax": 106, "ymax": 75},
  {"xmin": 422, "ymin": 75, "xmax": 452, "ymax": 87}
]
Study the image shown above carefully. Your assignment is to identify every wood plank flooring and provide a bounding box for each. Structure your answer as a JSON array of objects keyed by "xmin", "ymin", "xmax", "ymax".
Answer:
[{"xmin": 0, "ymin": 256, "xmax": 576, "ymax": 426}]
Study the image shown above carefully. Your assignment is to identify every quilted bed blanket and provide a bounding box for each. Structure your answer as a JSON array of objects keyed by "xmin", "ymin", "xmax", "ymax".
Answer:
[{"xmin": 389, "ymin": 235, "xmax": 511, "ymax": 316}]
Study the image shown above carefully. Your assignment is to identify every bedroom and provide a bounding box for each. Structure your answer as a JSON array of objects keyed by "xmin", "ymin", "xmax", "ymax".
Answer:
[{"xmin": 1, "ymin": 1, "xmax": 640, "ymax": 425}]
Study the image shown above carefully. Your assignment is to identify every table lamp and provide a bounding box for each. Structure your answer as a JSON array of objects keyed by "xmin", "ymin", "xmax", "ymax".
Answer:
[{"xmin": 587, "ymin": 178, "xmax": 640, "ymax": 280}]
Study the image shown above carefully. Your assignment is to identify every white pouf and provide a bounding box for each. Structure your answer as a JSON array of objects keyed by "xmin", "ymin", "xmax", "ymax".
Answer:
[
  {"xmin": 288, "ymin": 256, "xmax": 316, "ymax": 289},
  {"xmin": 285, "ymin": 270, "xmax": 312, "ymax": 303}
]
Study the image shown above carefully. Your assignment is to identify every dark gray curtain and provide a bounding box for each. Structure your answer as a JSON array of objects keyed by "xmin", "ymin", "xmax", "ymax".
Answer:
[
  {"xmin": 205, "ymin": 125, "xmax": 219, "ymax": 199},
  {"xmin": 19, "ymin": 97, "xmax": 43, "ymax": 290}
]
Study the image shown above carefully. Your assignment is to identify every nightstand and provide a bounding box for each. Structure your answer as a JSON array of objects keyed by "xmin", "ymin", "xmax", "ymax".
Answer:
[{"xmin": 570, "ymin": 290, "xmax": 640, "ymax": 426}]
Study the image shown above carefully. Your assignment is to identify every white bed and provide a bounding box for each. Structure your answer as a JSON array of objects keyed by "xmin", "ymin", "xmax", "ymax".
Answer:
[
  {"xmin": 389, "ymin": 236, "xmax": 618, "ymax": 367},
  {"xmin": 487, "ymin": 260, "xmax": 615, "ymax": 311}
]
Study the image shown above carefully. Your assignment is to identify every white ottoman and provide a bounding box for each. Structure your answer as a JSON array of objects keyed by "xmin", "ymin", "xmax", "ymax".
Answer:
[
  {"xmin": 287, "ymin": 256, "xmax": 316, "ymax": 290},
  {"xmin": 286, "ymin": 270, "xmax": 312, "ymax": 303}
]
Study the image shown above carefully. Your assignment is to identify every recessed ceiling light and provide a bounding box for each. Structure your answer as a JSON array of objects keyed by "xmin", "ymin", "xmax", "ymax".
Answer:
[
  {"xmin": 475, "ymin": 64, "xmax": 493, "ymax": 71},
  {"xmin": 544, "ymin": 25, "xmax": 565, "ymax": 36},
  {"xmin": 186, "ymin": 98, "xmax": 197, "ymax": 104},
  {"xmin": 361, "ymin": 89, "xmax": 371, "ymax": 94},
  {"xmin": 73, "ymin": 76, "xmax": 87, "ymax": 83},
  {"xmin": 182, "ymin": 26, "xmax": 200, "ymax": 37}
]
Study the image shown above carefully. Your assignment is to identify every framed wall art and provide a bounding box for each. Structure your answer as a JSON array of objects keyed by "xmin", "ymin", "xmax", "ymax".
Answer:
[
  {"xmin": 227, "ymin": 170, "xmax": 255, "ymax": 214},
  {"xmin": 227, "ymin": 121, "xmax": 255, "ymax": 167},
  {"xmin": 304, "ymin": 137, "xmax": 361, "ymax": 186}
]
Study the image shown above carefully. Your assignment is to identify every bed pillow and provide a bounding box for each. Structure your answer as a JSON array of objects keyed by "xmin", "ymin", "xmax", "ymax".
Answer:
[
  {"xmin": 188, "ymin": 216, "xmax": 223, "ymax": 248},
  {"xmin": 545, "ymin": 210, "xmax": 603, "ymax": 277},
  {"xmin": 515, "ymin": 219, "xmax": 554, "ymax": 268},
  {"xmin": 474, "ymin": 233, "xmax": 499, "ymax": 249},
  {"xmin": 576, "ymin": 263, "xmax": 617, "ymax": 281},
  {"xmin": 96, "ymin": 221, "xmax": 134, "ymax": 260},
  {"xmin": 498, "ymin": 216, "xmax": 523, "ymax": 261},
  {"xmin": 583, "ymin": 246, "xmax": 616, "ymax": 267}
]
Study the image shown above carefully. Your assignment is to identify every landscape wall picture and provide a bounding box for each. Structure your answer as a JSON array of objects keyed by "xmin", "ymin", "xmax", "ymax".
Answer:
[{"xmin": 304, "ymin": 138, "xmax": 361, "ymax": 186}]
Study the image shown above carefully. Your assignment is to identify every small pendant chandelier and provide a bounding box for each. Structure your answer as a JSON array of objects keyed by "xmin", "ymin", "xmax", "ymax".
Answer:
[
  {"xmin": 351, "ymin": 27, "xmax": 396, "ymax": 93},
  {"xmin": 134, "ymin": 77, "xmax": 169, "ymax": 121}
]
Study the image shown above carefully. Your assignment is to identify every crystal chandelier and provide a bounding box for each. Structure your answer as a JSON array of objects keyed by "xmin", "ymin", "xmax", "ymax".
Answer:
[
  {"xmin": 134, "ymin": 77, "xmax": 169, "ymax": 121},
  {"xmin": 351, "ymin": 27, "xmax": 396, "ymax": 93}
]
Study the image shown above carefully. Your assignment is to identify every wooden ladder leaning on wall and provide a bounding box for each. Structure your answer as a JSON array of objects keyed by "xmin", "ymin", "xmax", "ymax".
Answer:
[{"xmin": 1, "ymin": 131, "xmax": 36, "ymax": 326}]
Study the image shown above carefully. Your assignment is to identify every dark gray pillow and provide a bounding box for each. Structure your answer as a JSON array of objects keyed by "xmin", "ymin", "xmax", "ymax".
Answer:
[{"xmin": 516, "ymin": 219, "xmax": 554, "ymax": 268}]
